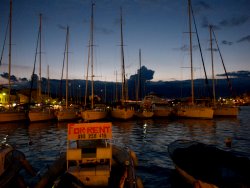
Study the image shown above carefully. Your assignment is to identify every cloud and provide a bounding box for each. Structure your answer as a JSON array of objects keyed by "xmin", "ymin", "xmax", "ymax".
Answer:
[
  {"xmin": 219, "ymin": 15, "xmax": 249, "ymax": 27},
  {"xmin": 206, "ymin": 47, "xmax": 218, "ymax": 52},
  {"xmin": 129, "ymin": 65, "xmax": 154, "ymax": 81},
  {"xmin": 96, "ymin": 27, "xmax": 114, "ymax": 35},
  {"xmin": 201, "ymin": 17, "xmax": 220, "ymax": 30},
  {"xmin": 217, "ymin": 70, "xmax": 250, "ymax": 78},
  {"xmin": 237, "ymin": 35, "xmax": 250, "ymax": 43},
  {"xmin": 221, "ymin": 40, "xmax": 233, "ymax": 45},
  {"xmin": 193, "ymin": 1, "xmax": 212, "ymax": 12},
  {"xmin": 178, "ymin": 44, "xmax": 199, "ymax": 52}
]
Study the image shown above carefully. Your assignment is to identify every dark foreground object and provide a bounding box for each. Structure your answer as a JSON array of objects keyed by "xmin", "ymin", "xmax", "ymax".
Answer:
[{"xmin": 168, "ymin": 140, "xmax": 250, "ymax": 188}]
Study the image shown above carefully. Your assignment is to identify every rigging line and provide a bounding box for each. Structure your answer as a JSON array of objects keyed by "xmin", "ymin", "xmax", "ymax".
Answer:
[
  {"xmin": 0, "ymin": 18, "xmax": 10, "ymax": 65},
  {"xmin": 211, "ymin": 26, "xmax": 233, "ymax": 93},
  {"xmin": 190, "ymin": 4, "xmax": 210, "ymax": 93},
  {"xmin": 59, "ymin": 28, "xmax": 68, "ymax": 100}
]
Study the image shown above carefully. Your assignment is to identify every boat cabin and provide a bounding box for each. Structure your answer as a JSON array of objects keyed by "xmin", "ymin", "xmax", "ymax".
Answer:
[{"xmin": 66, "ymin": 122, "xmax": 112, "ymax": 186}]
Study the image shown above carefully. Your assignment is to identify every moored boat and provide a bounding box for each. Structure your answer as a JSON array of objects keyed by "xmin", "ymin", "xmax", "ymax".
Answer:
[
  {"xmin": 80, "ymin": 3, "xmax": 108, "ymax": 122},
  {"xmin": 111, "ymin": 8, "xmax": 135, "ymax": 121},
  {"xmin": 111, "ymin": 106, "xmax": 135, "ymax": 120},
  {"xmin": 142, "ymin": 94, "xmax": 173, "ymax": 118},
  {"xmin": 168, "ymin": 139, "xmax": 250, "ymax": 188},
  {"xmin": 213, "ymin": 105, "xmax": 239, "ymax": 117},
  {"xmin": 81, "ymin": 107, "xmax": 108, "ymax": 122},
  {"xmin": 56, "ymin": 107, "xmax": 80, "ymax": 121},
  {"xmin": 36, "ymin": 122, "xmax": 143, "ymax": 188},
  {"xmin": 176, "ymin": 105, "xmax": 214, "ymax": 119},
  {"xmin": 0, "ymin": 107, "xmax": 27, "ymax": 123},
  {"xmin": 28, "ymin": 105, "xmax": 56, "ymax": 122}
]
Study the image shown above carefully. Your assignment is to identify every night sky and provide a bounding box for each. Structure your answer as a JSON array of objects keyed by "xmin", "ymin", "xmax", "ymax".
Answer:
[{"xmin": 0, "ymin": 0, "xmax": 250, "ymax": 82}]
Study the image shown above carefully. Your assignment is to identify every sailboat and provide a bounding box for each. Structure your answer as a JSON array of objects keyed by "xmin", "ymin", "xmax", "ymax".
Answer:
[
  {"xmin": 28, "ymin": 14, "xmax": 56, "ymax": 122},
  {"xmin": 111, "ymin": 7, "xmax": 135, "ymax": 120},
  {"xmin": 176, "ymin": 0, "xmax": 213, "ymax": 119},
  {"xmin": 134, "ymin": 49, "xmax": 154, "ymax": 118},
  {"xmin": 0, "ymin": 0, "xmax": 27, "ymax": 123},
  {"xmin": 209, "ymin": 25, "xmax": 238, "ymax": 117},
  {"xmin": 55, "ymin": 26, "xmax": 80, "ymax": 121},
  {"xmin": 81, "ymin": 3, "xmax": 107, "ymax": 122}
]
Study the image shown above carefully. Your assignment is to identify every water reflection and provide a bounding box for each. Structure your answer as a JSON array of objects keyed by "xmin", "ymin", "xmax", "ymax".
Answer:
[{"xmin": 0, "ymin": 107, "xmax": 249, "ymax": 188}]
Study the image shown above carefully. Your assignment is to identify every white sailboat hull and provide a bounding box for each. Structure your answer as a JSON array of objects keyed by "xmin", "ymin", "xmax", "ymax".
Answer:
[
  {"xmin": 177, "ymin": 106, "xmax": 214, "ymax": 119},
  {"xmin": 81, "ymin": 110, "xmax": 107, "ymax": 122},
  {"xmin": 29, "ymin": 109, "xmax": 56, "ymax": 122},
  {"xmin": 111, "ymin": 108, "xmax": 134, "ymax": 120},
  {"xmin": 213, "ymin": 106, "xmax": 239, "ymax": 116},
  {"xmin": 0, "ymin": 111, "xmax": 27, "ymax": 122},
  {"xmin": 56, "ymin": 109, "xmax": 79, "ymax": 121}
]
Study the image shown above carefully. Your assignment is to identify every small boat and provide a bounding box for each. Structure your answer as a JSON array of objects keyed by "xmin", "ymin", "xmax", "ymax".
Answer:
[
  {"xmin": 168, "ymin": 140, "xmax": 250, "ymax": 188},
  {"xmin": 0, "ymin": 137, "xmax": 36, "ymax": 187},
  {"xmin": 36, "ymin": 122, "xmax": 143, "ymax": 188}
]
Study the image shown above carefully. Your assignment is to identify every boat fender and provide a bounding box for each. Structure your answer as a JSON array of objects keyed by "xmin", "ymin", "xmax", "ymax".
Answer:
[
  {"xmin": 136, "ymin": 177, "xmax": 144, "ymax": 188},
  {"xmin": 130, "ymin": 150, "xmax": 138, "ymax": 167}
]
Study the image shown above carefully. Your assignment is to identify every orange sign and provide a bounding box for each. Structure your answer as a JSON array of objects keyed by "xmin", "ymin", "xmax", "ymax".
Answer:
[{"xmin": 67, "ymin": 122, "xmax": 112, "ymax": 140}]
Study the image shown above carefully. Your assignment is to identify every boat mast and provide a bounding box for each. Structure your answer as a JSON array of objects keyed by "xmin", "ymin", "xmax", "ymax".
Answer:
[
  {"xmin": 188, "ymin": 0, "xmax": 194, "ymax": 105},
  {"xmin": 66, "ymin": 26, "xmax": 69, "ymax": 109},
  {"xmin": 120, "ymin": 7, "xmax": 126, "ymax": 103},
  {"xmin": 90, "ymin": 3, "xmax": 94, "ymax": 109},
  {"xmin": 136, "ymin": 49, "xmax": 142, "ymax": 102},
  {"xmin": 8, "ymin": 0, "xmax": 12, "ymax": 104},
  {"xmin": 47, "ymin": 65, "xmax": 50, "ymax": 99},
  {"xmin": 209, "ymin": 25, "xmax": 216, "ymax": 106}
]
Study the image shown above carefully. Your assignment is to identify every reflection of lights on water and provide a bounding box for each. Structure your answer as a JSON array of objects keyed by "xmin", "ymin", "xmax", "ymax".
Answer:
[{"xmin": 143, "ymin": 123, "xmax": 147, "ymax": 137}]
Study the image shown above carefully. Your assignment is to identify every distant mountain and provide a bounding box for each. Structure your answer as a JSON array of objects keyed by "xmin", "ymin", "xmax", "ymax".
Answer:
[
  {"xmin": 1, "ymin": 70, "xmax": 250, "ymax": 103},
  {"xmin": 3, "ymin": 77, "xmax": 247, "ymax": 104}
]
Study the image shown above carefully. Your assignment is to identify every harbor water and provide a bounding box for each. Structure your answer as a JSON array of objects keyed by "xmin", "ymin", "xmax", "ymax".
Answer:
[{"xmin": 1, "ymin": 106, "xmax": 250, "ymax": 188}]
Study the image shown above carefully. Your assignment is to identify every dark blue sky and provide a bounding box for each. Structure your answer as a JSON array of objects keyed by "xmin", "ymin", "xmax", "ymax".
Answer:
[{"xmin": 0, "ymin": 0, "xmax": 250, "ymax": 82}]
